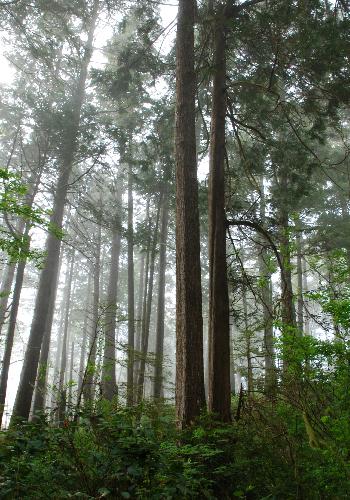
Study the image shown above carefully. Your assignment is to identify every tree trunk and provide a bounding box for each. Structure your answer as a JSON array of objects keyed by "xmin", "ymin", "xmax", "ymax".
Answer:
[
  {"xmin": 0, "ymin": 264, "xmax": 16, "ymax": 336},
  {"xmin": 296, "ymin": 230, "xmax": 304, "ymax": 332},
  {"xmin": 242, "ymin": 282, "xmax": 253, "ymax": 396},
  {"xmin": 77, "ymin": 273, "xmax": 92, "ymax": 396},
  {"xmin": 0, "ymin": 171, "xmax": 43, "ymax": 425},
  {"xmin": 67, "ymin": 340, "xmax": 75, "ymax": 409},
  {"xmin": 101, "ymin": 219, "xmax": 121, "ymax": 400},
  {"xmin": 137, "ymin": 200, "xmax": 161, "ymax": 403},
  {"xmin": 302, "ymin": 257, "xmax": 310, "ymax": 335},
  {"xmin": 11, "ymin": 1, "xmax": 99, "ymax": 423},
  {"xmin": 83, "ymin": 220, "xmax": 102, "ymax": 404},
  {"xmin": 32, "ymin": 245, "xmax": 64, "ymax": 417},
  {"xmin": 58, "ymin": 250, "xmax": 75, "ymax": 423},
  {"xmin": 127, "ymin": 162, "xmax": 135, "ymax": 406},
  {"xmin": 153, "ymin": 196, "xmax": 169, "ymax": 399},
  {"xmin": 279, "ymin": 201, "xmax": 297, "ymax": 376},
  {"xmin": 135, "ymin": 251, "xmax": 145, "ymax": 359},
  {"xmin": 134, "ymin": 201, "xmax": 150, "ymax": 382},
  {"xmin": 175, "ymin": 0, "xmax": 206, "ymax": 429},
  {"xmin": 207, "ymin": 13, "xmax": 231, "ymax": 421},
  {"xmin": 258, "ymin": 179, "xmax": 276, "ymax": 397}
]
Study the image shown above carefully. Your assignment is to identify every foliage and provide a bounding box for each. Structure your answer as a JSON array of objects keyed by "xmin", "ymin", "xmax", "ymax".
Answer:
[
  {"xmin": 1, "ymin": 395, "xmax": 350, "ymax": 499},
  {"xmin": 0, "ymin": 168, "xmax": 55, "ymax": 264}
]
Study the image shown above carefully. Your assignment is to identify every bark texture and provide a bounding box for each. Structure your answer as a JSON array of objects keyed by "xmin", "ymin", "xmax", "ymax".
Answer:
[
  {"xmin": 175, "ymin": 0, "xmax": 205, "ymax": 428},
  {"xmin": 207, "ymin": 14, "xmax": 231, "ymax": 421}
]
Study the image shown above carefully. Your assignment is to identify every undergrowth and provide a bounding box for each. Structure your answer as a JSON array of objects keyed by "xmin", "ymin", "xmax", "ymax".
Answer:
[{"xmin": 0, "ymin": 397, "xmax": 349, "ymax": 499}]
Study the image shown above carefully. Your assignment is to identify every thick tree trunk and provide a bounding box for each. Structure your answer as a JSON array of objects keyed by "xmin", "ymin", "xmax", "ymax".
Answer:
[
  {"xmin": 207, "ymin": 14, "xmax": 231, "ymax": 421},
  {"xmin": 58, "ymin": 251, "xmax": 75, "ymax": 423},
  {"xmin": 101, "ymin": 220, "xmax": 121, "ymax": 400},
  {"xmin": 153, "ymin": 196, "xmax": 169, "ymax": 399},
  {"xmin": 11, "ymin": 2, "xmax": 99, "ymax": 423},
  {"xmin": 127, "ymin": 162, "xmax": 135, "ymax": 406},
  {"xmin": 175, "ymin": 0, "xmax": 206, "ymax": 429},
  {"xmin": 137, "ymin": 201, "xmax": 161, "ymax": 402}
]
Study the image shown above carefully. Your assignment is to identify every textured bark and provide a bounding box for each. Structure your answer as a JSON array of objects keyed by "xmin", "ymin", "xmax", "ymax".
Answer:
[
  {"xmin": 127, "ymin": 162, "xmax": 135, "ymax": 406},
  {"xmin": 153, "ymin": 197, "xmax": 169, "ymax": 399},
  {"xmin": 101, "ymin": 219, "xmax": 121, "ymax": 400},
  {"xmin": 207, "ymin": 14, "xmax": 231, "ymax": 421},
  {"xmin": 175, "ymin": 0, "xmax": 205, "ymax": 428},
  {"xmin": 58, "ymin": 251, "xmax": 75, "ymax": 423},
  {"xmin": 137, "ymin": 201, "xmax": 161, "ymax": 403},
  {"xmin": 11, "ymin": 1, "xmax": 99, "ymax": 423}
]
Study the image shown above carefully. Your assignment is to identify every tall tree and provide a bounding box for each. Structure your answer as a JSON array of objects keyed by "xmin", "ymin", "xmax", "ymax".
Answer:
[
  {"xmin": 11, "ymin": 0, "xmax": 100, "ymax": 423},
  {"xmin": 175, "ymin": 0, "xmax": 206, "ymax": 428},
  {"xmin": 101, "ymin": 194, "xmax": 122, "ymax": 400},
  {"xmin": 153, "ymin": 195, "xmax": 169, "ymax": 399}
]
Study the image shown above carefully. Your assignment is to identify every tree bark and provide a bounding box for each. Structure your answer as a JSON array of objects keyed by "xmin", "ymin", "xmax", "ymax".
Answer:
[
  {"xmin": 258, "ymin": 179, "xmax": 276, "ymax": 397},
  {"xmin": 296, "ymin": 230, "xmax": 304, "ymax": 332},
  {"xmin": 127, "ymin": 161, "xmax": 135, "ymax": 406},
  {"xmin": 175, "ymin": 0, "xmax": 206, "ymax": 429},
  {"xmin": 153, "ymin": 196, "xmax": 169, "ymax": 399},
  {"xmin": 32, "ymin": 244, "xmax": 64, "ymax": 417},
  {"xmin": 134, "ymin": 201, "xmax": 150, "ymax": 383},
  {"xmin": 67, "ymin": 340, "xmax": 75, "ymax": 409},
  {"xmin": 101, "ymin": 218, "xmax": 121, "ymax": 400},
  {"xmin": 0, "ymin": 263, "xmax": 16, "ymax": 336},
  {"xmin": 207, "ymin": 13, "xmax": 231, "ymax": 421},
  {"xmin": 242, "ymin": 281, "xmax": 253, "ymax": 396},
  {"xmin": 11, "ymin": 0, "xmax": 99, "ymax": 423},
  {"xmin": 77, "ymin": 273, "xmax": 92, "ymax": 396},
  {"xmin": 137, "ymin": 200, "xmax": 161, "ymax": 402},
  {"xmin": 58, "ymin": 250, "xmax": 75, "ymax": 423},
  {"xmin": 0, "ymin": 172, "xmax": 42, "ymax": 425},
  {"xmin": 83, "ymin": 219, "xmax": 102, "ymax": 404}
]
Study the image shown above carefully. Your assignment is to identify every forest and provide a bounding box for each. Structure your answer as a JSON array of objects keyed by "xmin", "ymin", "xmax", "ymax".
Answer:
[{"xmin": 0, "ymin": 0, "xmax": 349, "ymax": 498}]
